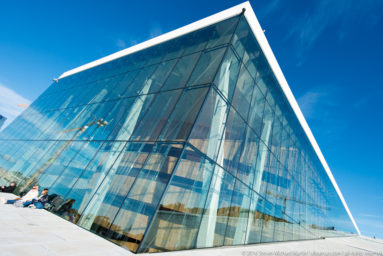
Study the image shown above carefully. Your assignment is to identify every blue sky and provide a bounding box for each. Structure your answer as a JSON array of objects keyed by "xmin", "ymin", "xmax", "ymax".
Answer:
[{"xmin": 1, "ymin": 0, "xmax": 382, "ymax": 238}]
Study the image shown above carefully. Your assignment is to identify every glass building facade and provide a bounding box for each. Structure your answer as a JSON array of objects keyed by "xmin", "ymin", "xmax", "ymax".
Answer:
[{"xmin": 0, "ymin": 6, "xmax": 357, "ymax": 253}]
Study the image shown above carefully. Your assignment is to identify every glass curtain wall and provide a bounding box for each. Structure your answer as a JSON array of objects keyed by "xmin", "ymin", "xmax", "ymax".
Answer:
[{"xmin": 0, "ymin": 12, "xmax": 356, "ymax": 254}]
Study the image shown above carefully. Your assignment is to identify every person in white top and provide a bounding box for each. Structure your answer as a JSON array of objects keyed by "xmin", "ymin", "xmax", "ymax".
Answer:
[{"xmin": 2, "ymin": 186, "xmax": 39, "ymax": 205}]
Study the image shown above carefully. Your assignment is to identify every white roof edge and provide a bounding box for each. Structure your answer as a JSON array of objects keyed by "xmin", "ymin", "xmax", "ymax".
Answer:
[
  {"xmin": 58, "ymin": 1, "xmax": 360, "ymax": 235},
  {"xmin": 242, "ymin": 2, "xmax": 361, "ymax": 235}
]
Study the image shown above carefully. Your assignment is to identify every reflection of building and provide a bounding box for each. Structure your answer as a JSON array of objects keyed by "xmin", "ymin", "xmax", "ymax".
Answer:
[
  {"xmin": 0, "ymin": 2, "xmax": 359, "ymax": 254},
  {"xmin": 0, "ymin": 115, "xmax": 6, "ymax": 129}
]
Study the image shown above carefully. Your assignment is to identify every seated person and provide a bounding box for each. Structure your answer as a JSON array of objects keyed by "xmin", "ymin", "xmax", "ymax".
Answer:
[
  {"xmin": 23, "ymin": 188, "xmax": 49, "ymax": 209},
  {"xmin": 56, "ymin": 199, "xmax": 76, "ymax": 221},
  {"xmin": 4, "ymin": 186, "xmax": 39, "ymax": 205},
  {"xmin": 55, "ymin": 198, "xmax": 75, "ymax": 215},
  {"xmin": 0, "ymin": 182, "xmax": 17, "ymax": 193}
]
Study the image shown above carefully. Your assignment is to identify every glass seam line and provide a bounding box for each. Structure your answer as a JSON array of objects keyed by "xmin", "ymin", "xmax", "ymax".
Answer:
[
  {"xmin": 136, "ymin": 23, "xmax": 226, "ymax": 251},
  {"xmin": 36, "ymin": 126, "xmax": 109, "ymax": 190},
  {"xmin": 60, "ymin": 141, "xmax": 129, "ymax": 203},
  {"xmin": 137, "ymin": 87, "xmax": 213, "ymax": 252},
  {"xmin": 186, "ymin": 13, "xmax": 245, "ymax": 249},
  {"xmin": 104, "ymin": 31, "xmax": 208, "ymax": 249},
  {"xmin": 100, "ymin": 141, "xmax": 169, "ymax": 239}
]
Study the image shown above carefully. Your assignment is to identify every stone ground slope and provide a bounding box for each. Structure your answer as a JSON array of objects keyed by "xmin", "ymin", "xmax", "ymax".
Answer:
[{"xmin": 0, "ymin": 192, "xmax": 382, "ymax": 256}]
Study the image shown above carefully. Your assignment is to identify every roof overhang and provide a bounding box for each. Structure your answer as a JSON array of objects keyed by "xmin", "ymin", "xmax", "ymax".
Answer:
[{"xmin": 58, "ymin": 1, "xmax": 360, "ymax": 235}]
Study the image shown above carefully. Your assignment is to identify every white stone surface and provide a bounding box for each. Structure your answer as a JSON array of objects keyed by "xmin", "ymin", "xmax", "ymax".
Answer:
[
  {"xmin": 153, "ymin": 236, "xmax": 383, "ymax": 256},
  {"xmin": 1, "ymin": 193, "xmax": 382, "ymax": 255},
  {"xmin": 0, "ymin": 193, "xmax": 132, "ymax": 256}
]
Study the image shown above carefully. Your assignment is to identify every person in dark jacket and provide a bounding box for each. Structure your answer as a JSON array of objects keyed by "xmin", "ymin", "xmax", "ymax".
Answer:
[
  {"xmin": 23, "ymin": 188, "xmax": 49, "ymax": 209},
  {"xmin": 56, "ymin": 198, "xmax": 75, "ymax": 215},
  {"xmin": 0, "ymin": 182, "xmax": 17, "ymax": 193}
]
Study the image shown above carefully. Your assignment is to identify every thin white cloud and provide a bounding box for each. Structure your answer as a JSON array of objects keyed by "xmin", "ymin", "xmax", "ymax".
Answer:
[
  {"xmin": 149, "ymin": 23, "xmax": 163, "ymax": 39},
  {"xmin": 258, "ymin": 0, "xmax": 282, "ymax": 18},
  {"xmin": 355, "ymin": 215, "xmax": 383, "ymax": 238},
  {"xmin": 297, "ymin": 91, "xmax": 325, "ymax": 119},
  {"xmin": 283, "ymin": 0, "xmax": 383, "ymax": 62},
  {"xmin": 114, "ymin": 24, "xmax": 163, "ymax": 51},
  {"xmin": 116, "ymin": 39, "xmax": 127, "ymax": 50},
  {"xmin": 359, "ymin": 213, "xmax": 383, "ymax": 218},
  {"xmin": 297, "ymin": 87, "xmax": 349, "ymax": 139},
  {"xmin": 285, "ymin": 1, "xmax": 349, "ymax": 59},
  {"xmin": 0, "ymin": 83, "xmax": 31, "ymax": 129}
]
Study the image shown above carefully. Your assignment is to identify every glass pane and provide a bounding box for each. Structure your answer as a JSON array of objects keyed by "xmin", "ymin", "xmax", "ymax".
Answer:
[
  {"xmin": 76, "ymin": 142, "xmax": 153, "ymax": 231},
  {"xmin": 15, "ymin": 141, "xmax": 67, "ymax": 192},
  {"xmin": 253, "ymin": 142, "xmax": 270, "ymax": 195},
  {"xmin": 106, "ymin": 94, "xmax": 156, "ymax": 141},
  {"xmin": 105, "ymin": 71, "xmax": 139, "ymax": 100},
  {"xmin": 196, "ymin": 165, "xmax": 235, "ymax": 248},
  {"xmin": 45, "ymin": 141, "xmax": 104, "ymax": 196},
  {"xmin": 260, "ymin": 200, "xmax": 275, "ymax": 242},
  {"xmin": 74, "ymin": 101, "xmax": 120, "ymax": 141},
  {"xmin": 224, "ymin": 179, "xmax": 251, "ymax": 246},
  {"xmin": 122, "ymin": 65, "xmax": 158, "ymax": 97},
  {"xmin": 48, "ymin": 142, "xmax": 126, "ymax": 220},
  {"xmin": 105, "ymin": 143, "xmax": 183, "ymax": 252},
  {"xmin": 187, "ymin": 47, "xmax": 227, "ymax": 87},
  {"xmin": 213, "ymin": 47, "xmax": 241, "ymax": 101},
  {"xmin": 139, "ymin": 147, "xmax": 215, "ymax": 252},
  {"xmin": 273, "ymin": 206, "xmax": 284, "ymax": 242},
  {"xmin": 231, "ymin": 64, "xmax": 254, "ymax": 120},
  {"xmin": 90, "ymin": 98, "xmax": 135, "ymax": 141},
  {"xmin": 262, "ymin": 153, "xmax": 279, "ymax": 204},
  {"xmin": 245, "ymin": 192, "xmax": 264, "ymax": 244},
  {"xmin": 242, "ymin": 33, "xmax": 269, "ymax": 88},
  {"xmin": 161, "ymin": 52, "xmax": 201, "ymax": 91},
  {"xmin": 231, "ymin": 16, "xmax": 251, "ymax": 60},
  {"xmin": 188, "ymin": 88, "xmax": 229, "ymax": 162},
  {"xmin": 206, "ymin": 15, "xmax": 240, "ymax": 49},
  {"xmin": 260, "ymin": 101, "xmax": 274, "ymax": 147},
  {"xmin": 182, "ymin": 26, "xmax": 212, "ymax": 55},
  {"xmin": 270, "ymin": 119, "xmax": 282, "ymax": 159},
  {"xmin": 130, "ymin": 89, "xmax": 183, "ymax": 141},
  {"xmin": 237, "ymin": 126, "xmax": 260, "ymax": 188},
  {"xmin": 33, "ymin": 141, "xmax": 93, "ymax": 190},
  {"xmin": 220, "ymin": 107, "xmax": 247, "ymax": 178},
  {"xmin": 159, "ymin": 86, "xmax": 209, "ymax": 141},
  {"xmin": 248, "ymin": 84, "xmax": 266, "ymax": 137},
  {"xmin": 161, "ymin": 38, "xmax": 185, "ymax": 61},
  {"xmin": 147, "ymin": 59, "xmax": 178, "ymax": 93}
]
